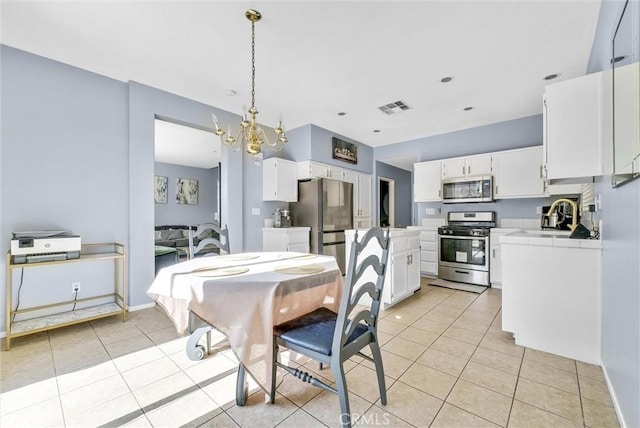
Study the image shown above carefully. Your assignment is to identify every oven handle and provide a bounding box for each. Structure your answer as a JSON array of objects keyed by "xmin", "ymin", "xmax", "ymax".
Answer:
[
  {"xmin": 454, "ymin": 270, "xmax": 470, "ymax": 275},
  {"xmin": 438, "ymin": 235, "xmax": 488, "ymax": 240}
]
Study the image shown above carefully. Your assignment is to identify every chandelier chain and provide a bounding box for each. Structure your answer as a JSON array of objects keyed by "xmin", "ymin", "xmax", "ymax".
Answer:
[{"xmin": 251, "ymin": 20, "xmax": 256, "ymax": 110}]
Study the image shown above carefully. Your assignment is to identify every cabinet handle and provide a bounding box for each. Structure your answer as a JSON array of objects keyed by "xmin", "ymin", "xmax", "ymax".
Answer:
[
  {"xmin": 462, "ymin": 166, "xmax": 465, "ymax": 176},
  {"xmin": 468, "ymin": 165, "xmax": 471, "ymax": 175},
  {"xmin": 495, "ymin": 185, "xmax": 498, "ymax": 195},
  {"xmin": 539, "ymin": 165, "xmax": 543, "ymax": 179},
  {"xmin": 493, "ymin": 249, "xmax": 496, "ymax": 258}
]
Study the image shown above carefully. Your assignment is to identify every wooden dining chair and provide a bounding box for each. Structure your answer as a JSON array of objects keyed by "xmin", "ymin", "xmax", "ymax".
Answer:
[
  {"xmin": 269, "ymin": 227, "xmax": 390, "ymax": 428},
  {"xmin": 185, "ymin": 222, "xmax": 231, "ymax": 360},
  {"xmin": 188, "ymin": 222, "xmax": 230, "ymax": 259}
]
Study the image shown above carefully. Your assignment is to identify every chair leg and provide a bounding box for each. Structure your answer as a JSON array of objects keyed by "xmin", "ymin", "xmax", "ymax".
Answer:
[
  {"xmin": 370, "ymin": 341, "xmax": 387, "ymax": 405},
  {"xmin": 331, "ymin": 362, "xmax": 351, "ymax": 428},
  {"xmin": 269, "ymin": 339, "xmax": 278, "ymax": 404}
]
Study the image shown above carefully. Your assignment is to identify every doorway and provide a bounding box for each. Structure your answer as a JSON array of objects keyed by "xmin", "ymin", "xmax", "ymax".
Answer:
[{"xmin": 379, "ymin": 177, "xmax": 395, "ymax": 227}]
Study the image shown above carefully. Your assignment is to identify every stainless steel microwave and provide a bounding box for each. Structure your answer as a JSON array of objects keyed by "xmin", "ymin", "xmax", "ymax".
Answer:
[{"xmin": 442, "ymin": 175, "xmax": 493, "ymax": 203}]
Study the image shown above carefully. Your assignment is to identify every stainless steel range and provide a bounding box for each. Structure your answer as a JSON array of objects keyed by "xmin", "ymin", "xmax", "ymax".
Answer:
[{"xmin": 437, "ymin": 211, "xmax": 496, "ymax": 287}]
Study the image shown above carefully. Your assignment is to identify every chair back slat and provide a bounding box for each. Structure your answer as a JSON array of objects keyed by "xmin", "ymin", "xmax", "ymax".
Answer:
[
  {"xmin": 333, "ymin": 227, "xmax": 390, "ymax": 353},
  {"xmin": 188, "ymin": 222, "xmax": 230, "ymax": 258}
]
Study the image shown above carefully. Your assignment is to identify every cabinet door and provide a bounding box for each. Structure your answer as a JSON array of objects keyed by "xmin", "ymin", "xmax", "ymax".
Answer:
[
  {"xmin": 407, "ymin": 248, "xmax": 421, "ymax": 293},
  {"xmin": 389, "ymin": 252, "xmax": 408, "ymax": 303},
  {"xmin": 342, "ymin": 170, "xmax": 357, "ymax": 184},
  {"xmin": 327, "ymin": 166, "xmax": 345, "ymax": 180},
  {"xmin": 544, "ymin": 72, "xmax": 604, "ymax": 180},
  {"xmin": 357, "ymin": 173, "xmax": 372, "ymax": 217},
  {"xmin": 355, "ymin": 217, "xmax": 371, "ymax": 229},
  {"xmin": 414, "ymin": 161, "xmax": 442, "ymax": 202},
  {"xmin": 493, "ymin": 147, "xmax": 544, "ymax": 198},
  {"xmin": 263, "ymin": 158, "xmax": 298, "ymax": 202},
  {"xmin": 466, "ymin": 154, "xmax": 493, "ymax": 176},
  {"xmin": 489, "ymin": 239, "xmax": 502, "ymax": 285},
  {"xmin": 441, "ymin": 157, "xmax": 467, "ymax": 179}
]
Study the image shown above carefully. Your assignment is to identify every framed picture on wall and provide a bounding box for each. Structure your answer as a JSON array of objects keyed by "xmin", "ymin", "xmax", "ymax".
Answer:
[
  {"xmin": 154, "ymin": 175, "xmax": 168, "ymax": 204},
  {"xmin": 176, "ymin": 178, "xmax": 199, "ymax": 205},
  {"xmin": 332, "ymin": 137, "xmax": 357, "ymax": 164}
]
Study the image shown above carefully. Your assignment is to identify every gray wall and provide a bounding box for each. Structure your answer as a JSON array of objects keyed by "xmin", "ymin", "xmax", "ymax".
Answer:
[
  {"xmin": 375, "ymin": 115, "xmax": 543, "ymax": 163},
  {"xmin": 154, "ymin": 163, "xmax": 218, "ymax": 227},
  {"xmin": 375, "ymin": 161, "xmax": 412, "ymax": 228},
  {"xmin": 587, "ymin": 1, "xmax": 640, "ymax": 426},
  {"xmin": 1, "ymin": 45, "xmax": 129, "ymax": 321}
]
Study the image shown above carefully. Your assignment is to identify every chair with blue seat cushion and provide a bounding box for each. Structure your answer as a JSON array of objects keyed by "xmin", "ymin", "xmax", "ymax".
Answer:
[{"xmin": 270, "ymin": 227, "xmax": 390, "ymax": 428}]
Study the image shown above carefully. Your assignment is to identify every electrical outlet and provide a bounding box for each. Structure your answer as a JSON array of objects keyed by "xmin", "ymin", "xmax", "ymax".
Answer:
[
  {"xmin": 536, "ymin": 206, "xmax": 542, "ymax": 214},
  {"xmin": 72, "ymin": 282, "xmax": 81, "ymax": 294}
]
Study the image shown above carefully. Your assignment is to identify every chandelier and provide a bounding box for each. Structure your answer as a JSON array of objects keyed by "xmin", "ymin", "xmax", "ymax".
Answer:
[{"xmin": 214, "ymin": 9, "xmax": 287, "ymax": 155}]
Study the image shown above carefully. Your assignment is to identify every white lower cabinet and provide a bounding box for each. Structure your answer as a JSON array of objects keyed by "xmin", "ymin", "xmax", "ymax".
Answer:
[
  {"xmin": 262, "ymin": 227, "xmax": 310, "ymax": 252},
  {"xmin": 345, "ymin": 229, "xmax": 421, "ymax": 310},
  {"xmin": 501, "ymin": 235, "xmax": 602, "ymax": 364},
  {"xmin": 407, "ymin": 226, "xmax": 439, "ymax": 277},
  {"xmin": 489, "ymin": 228, "xmax": 520, "ymax": 288}
]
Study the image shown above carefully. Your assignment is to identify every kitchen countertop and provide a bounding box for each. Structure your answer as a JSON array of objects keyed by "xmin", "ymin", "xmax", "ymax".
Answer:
[
  {"xmin": 500, "ymin": 230, "xmax": 601, "ymax": 249},
  {"xmin": 346, "ymin": 228, "xmax": 420, "ymax": 237},
  {"xmin": 262, "ymin": 227, "xmax": 310, "ymax": 231}
]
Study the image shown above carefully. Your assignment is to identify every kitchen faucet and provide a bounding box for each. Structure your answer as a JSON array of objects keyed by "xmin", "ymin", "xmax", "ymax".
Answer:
[{"xmin": 546, "ymin": 198, "xmax": 579, "ymax": 231}]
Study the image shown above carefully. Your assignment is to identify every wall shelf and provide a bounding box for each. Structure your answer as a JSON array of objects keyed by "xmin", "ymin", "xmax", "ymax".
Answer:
[{"xmin": 5, "ymin": 243, "xmax": 127, "ymax": 350}]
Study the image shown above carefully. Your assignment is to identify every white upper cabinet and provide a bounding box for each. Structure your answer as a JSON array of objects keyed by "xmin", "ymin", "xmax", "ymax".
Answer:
[
  {"xmin": 493, "ymin": 147, "xmax": 545, "ymax": 199},
  {"xmin": 441, "ymin": 154, "xmax": 492, "ymax": 179},
  {"xmin": 297, "ymin": 160, "xmax": 345, "ymax": 181},
  {"xmin": 263, "ymin": 158, "xmax": 298, "ymax": 202},
  {"xmin": 413, "ymin": 160, "xmax": 442, "ymax": 202},
  {"xmin": 543, "ymin": 71, "xmax": 609, "ymax": 180}
]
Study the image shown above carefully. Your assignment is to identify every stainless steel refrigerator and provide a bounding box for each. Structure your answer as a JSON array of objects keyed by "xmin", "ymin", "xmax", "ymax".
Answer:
[{"xmin": 290, "ymin": 178, "xmax": 353, "ymax": 273}]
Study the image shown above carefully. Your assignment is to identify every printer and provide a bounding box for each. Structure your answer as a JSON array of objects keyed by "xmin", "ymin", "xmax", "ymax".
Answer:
[{"xmin": 10, "ymin": 230, "xmax": 81, "ymax": 264}]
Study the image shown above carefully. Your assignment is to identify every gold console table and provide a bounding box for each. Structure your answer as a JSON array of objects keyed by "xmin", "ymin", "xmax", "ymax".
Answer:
[{"xmin": 4, "ymin": 243, "xmax": 127, "ymax": 350}]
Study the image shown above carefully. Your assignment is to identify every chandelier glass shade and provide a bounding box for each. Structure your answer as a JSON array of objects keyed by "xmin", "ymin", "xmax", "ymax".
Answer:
[{"xmin": 214, "ymin": 9, "xmax": 287, "ymax": 155}]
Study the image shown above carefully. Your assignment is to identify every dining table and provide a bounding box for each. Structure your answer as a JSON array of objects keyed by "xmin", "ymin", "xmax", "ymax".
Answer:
[{"xmin": 147, "ymin": 251, "xmax": 344, "ymax": 405}]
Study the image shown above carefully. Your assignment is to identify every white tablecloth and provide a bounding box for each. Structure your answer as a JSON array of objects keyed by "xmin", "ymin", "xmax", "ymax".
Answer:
[{"xmin": 147, "ymin": 252, "xmax": 344, "ymax": 392}]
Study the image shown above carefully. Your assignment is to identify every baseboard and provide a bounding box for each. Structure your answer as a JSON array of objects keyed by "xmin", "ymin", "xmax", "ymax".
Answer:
[
  {"xmin": 602, "ymin": 363, "xmax": 627, "ymax": 428},
  {"xmin": 128, "ymin": 302, "xmax": 156, "ymax": 312}
]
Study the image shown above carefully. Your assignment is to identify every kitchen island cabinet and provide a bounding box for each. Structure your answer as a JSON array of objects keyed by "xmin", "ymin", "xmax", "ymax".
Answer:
[
  {"xmin": 345, "ymin": 228, "xmax": 420, "ymax": 310},
  {"xmin": 501, "ymin": 232, "xmax": 602, "ymax": 364}
]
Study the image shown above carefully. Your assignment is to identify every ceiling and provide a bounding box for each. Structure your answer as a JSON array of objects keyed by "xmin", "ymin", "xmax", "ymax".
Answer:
[
  {"xmin": 1, "ymin": 1, "xmax": 602, "ymax": 170},
  {"xmin": 155, "ymin": 119, "xmax": 221, "ymax": 169}
]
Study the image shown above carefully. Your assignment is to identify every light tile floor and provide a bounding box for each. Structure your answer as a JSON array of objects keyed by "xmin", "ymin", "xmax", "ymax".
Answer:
[{"xmin": 1, "ymin": 281, "xmax": 620, "ymax": 427}]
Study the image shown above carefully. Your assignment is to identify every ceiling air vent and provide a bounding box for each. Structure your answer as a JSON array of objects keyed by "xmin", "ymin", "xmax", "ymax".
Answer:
[{"xmin": 378, "ymin": 100, "xmax": 411, "ymax": 115}]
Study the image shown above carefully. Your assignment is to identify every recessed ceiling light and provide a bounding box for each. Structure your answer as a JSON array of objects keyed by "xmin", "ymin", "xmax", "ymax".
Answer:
[
  {"xmin": 337, "ymin": 112, "xmax": 346, "ymax": 116},
  {"xmin": 543, "ymin": 73, "xmax": 560, "ymax": 81},
  {"xmin": 612, "ymin": 55, "xmax": 627, "ymax": 64},
  {"xmin": 463, "ymin": 106, "xmax": 474, "ymax": 111},
  {"xmin": 441, "ymin": 76, "xmax": 454, "ymax": 83},
  {"xmin": 224, "ymin": 89, "xmax": 237, "ymax": 96},
  {"xmin": 373, "ymin": 130, "xmax": 381, "ymax": 133}
]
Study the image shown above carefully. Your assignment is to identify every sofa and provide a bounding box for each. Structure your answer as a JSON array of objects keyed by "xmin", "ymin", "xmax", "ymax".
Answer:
[{"xmin": 154, "ymin": 225, "xmax": 219, "ymax": 257}]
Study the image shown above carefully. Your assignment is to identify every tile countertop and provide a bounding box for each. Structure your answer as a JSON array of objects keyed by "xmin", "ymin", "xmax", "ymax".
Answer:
[{"xmin": 500, "ymin": 231, "xmax": 602, "ymax": 249}]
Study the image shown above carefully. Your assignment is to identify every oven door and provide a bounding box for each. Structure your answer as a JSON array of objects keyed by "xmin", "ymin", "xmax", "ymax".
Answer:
[{"xmin": 438, "ymin": 235, "xmax": 488, "ymax": 271}]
